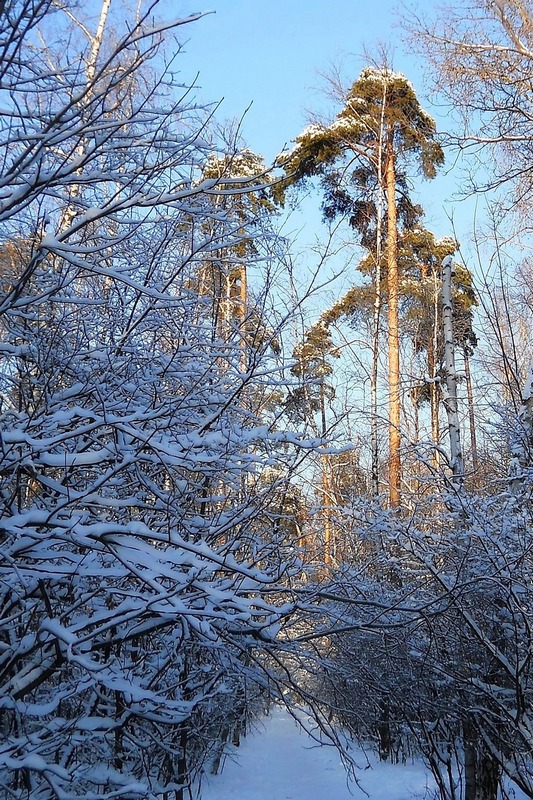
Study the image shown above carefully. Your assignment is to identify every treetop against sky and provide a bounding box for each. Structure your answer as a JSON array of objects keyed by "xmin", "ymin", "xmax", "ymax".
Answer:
[
  {"xmin": 177, "ymin": 1, "xmax": 476, "ymax": 246},
  {"xmin": 178, "ymin": 1, "xmax": 417, "ymax": 162}
]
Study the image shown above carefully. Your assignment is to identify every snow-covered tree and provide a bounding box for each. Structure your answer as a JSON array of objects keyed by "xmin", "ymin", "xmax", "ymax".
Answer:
[
  {"xmin": 0, "ymin": 3, "xmax": 308, "ymax": 797},
  {"xmin": 305, "ymin": 460, "xmax": 533, "ymax": 800}
]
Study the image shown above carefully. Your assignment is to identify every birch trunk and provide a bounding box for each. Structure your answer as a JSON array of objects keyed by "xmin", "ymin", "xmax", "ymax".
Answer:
[
  {"xmin": 441, "ymin": 255, "xmax": 464, "ymax": 481},
  {"xmin": 60, "ymin": 0, "xmax": 113, "ymax": 232},
  {"xmin": 421, "ymin": 260, "xmax": 441, "ymax": 467},
  {"xmin": 430, "ymin": 264, "xmax": 441, "ymax": 467},
  {"xmin": 464, "ymin": 724, "xmax": 500, "ymax": 800}
]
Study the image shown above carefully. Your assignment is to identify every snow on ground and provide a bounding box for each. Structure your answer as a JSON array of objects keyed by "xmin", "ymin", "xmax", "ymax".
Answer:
[{"xmin": 200, "ymin": 706, "xmax": 436, "ymax": 800}]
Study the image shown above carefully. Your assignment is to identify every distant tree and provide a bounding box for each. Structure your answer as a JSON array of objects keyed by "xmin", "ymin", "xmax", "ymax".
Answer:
[
  {"xmin": 287, "ymin": 323, "xmax": 340, "ymax": 563},
  {"xmin": 196, "ymin": 148, "xmax": 277, "ymax": 364},
  {"xmin": 398, "ymin": 232, "xmax": 478, "ymax": 473}
]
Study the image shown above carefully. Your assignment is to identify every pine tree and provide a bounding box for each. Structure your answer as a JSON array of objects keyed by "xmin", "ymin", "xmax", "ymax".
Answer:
[
  {"xmin": 198, "ymin": 148, "xmax": 276, "ymax": 366},
  {"xmin": 278, "ymin": 67, "xmax": 444, "ymax": 507},
  {"xmin": 288, "ymin": 323, "xmax": 340, "ymax": 564}
]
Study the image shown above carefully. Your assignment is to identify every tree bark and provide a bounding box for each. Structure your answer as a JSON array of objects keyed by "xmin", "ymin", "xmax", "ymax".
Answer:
[
  {"xmin": 370, "ymin": 89, "xmax": 387, "ymax": 498},
  {"xmin": 371, "ymin": 261, "xmax": 382, "ymax": 497},
  {"xmin": 464, "ymin": 725, "xmax": 500, "ymax": 800},
  {"xmin": 429, "ymin": 263, "xmax": 441, "ymax": 468},
  {"xmin": 320, "ymin": 381, "xmax": 334, "ymax": 565},
  {"xmin": 230, "ymin": 262, "xmax": 248, "ymax": 371},
  {"xmin": 378, "ymin": 699, "xmax": 392, "ymax": 761},
  {"xmin": 385, "ymin": 144, "xmax": 401, "ymax": 508},
  {"xmin": 441, "ymin": 256, "xmax": 464, "ymax": 481},
  {"xmin": 464, "ymin": 348, "xmax": 479, "ymax": 477},
  {"xmin": 60, "ymin": 0, "xmax": 112, "ymax": 233}
]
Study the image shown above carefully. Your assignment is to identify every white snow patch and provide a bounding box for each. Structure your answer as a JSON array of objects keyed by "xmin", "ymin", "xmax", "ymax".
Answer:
[{"xmin": 200, "ymin": 706, "xmax": 436, "ymax": 800}]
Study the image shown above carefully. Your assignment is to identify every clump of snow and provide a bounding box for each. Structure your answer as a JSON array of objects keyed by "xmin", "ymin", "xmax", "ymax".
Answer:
[
  {"xmin": 297, "ymin": 123, "xmax": 328, "ymax": 140},
  {"xmin": 359, "ymin": 66, "xmax": 412, "ymax": 86},
  {"xmin": 522, "ymin": 359, "xmax": 533, "ymax": 402}
]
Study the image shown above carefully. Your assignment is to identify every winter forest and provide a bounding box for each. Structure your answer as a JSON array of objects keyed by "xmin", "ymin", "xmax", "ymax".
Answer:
[{"xmin": 1, "ymin": 0, "xmax": 533, "ymax": 798}]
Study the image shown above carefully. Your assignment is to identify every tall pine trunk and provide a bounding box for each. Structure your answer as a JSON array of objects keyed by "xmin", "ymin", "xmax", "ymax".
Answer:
[
  {"xmin": 370, "ymin": 86, "xmax": 387, "ymax": 497},
  {"xmin": 370, "ymin": 232, "xmax": 382, "ymax": 498},
  {"xmin": 385, "ymin": 144, "xmax": 401, "ymax": 508}
]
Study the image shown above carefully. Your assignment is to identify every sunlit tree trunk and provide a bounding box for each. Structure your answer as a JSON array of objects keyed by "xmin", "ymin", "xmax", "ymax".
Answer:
[
  {"xmin": 370, "ymin": 88, "xmax": 387, "ymax": 497},
  {"xmin": 230, "ymin": 262, "xmax": 248, "ymax": 371},
  {"xmin": 429, "ymin": 342, "xmax": 440, "ymax": 456},
  {"xmin": 429, "ymin": 264, "xmax": 441, "ymax": 466},
  {"xmin": 385, "ymin": 142, "xmax": 401, "ymax": 508},
  {"xmin": 60, "ymin": 0, "xmax": 113, "ymax": 233},
  {"xmin": 370, "ymin": 264, "xmax": 382, "ymax": 498},
  {"xmin": 419, "ymin": 260, "xmax": 441, "ymax": 468}
]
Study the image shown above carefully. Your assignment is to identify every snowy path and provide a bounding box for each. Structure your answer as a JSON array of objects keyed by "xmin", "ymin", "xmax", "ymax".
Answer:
[{"xmin": 201, "ymin": 706, "xmax": 435, "ymax": 800}]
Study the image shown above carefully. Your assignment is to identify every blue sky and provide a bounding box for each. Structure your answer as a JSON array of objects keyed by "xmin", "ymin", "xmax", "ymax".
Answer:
[
  {"xmin": 178, "ymin": 1, "xmax": 421, "ymax": 162},
  {"xmin": 176, "ymin": 2, "xmax": 476, "ymax": 250}
]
